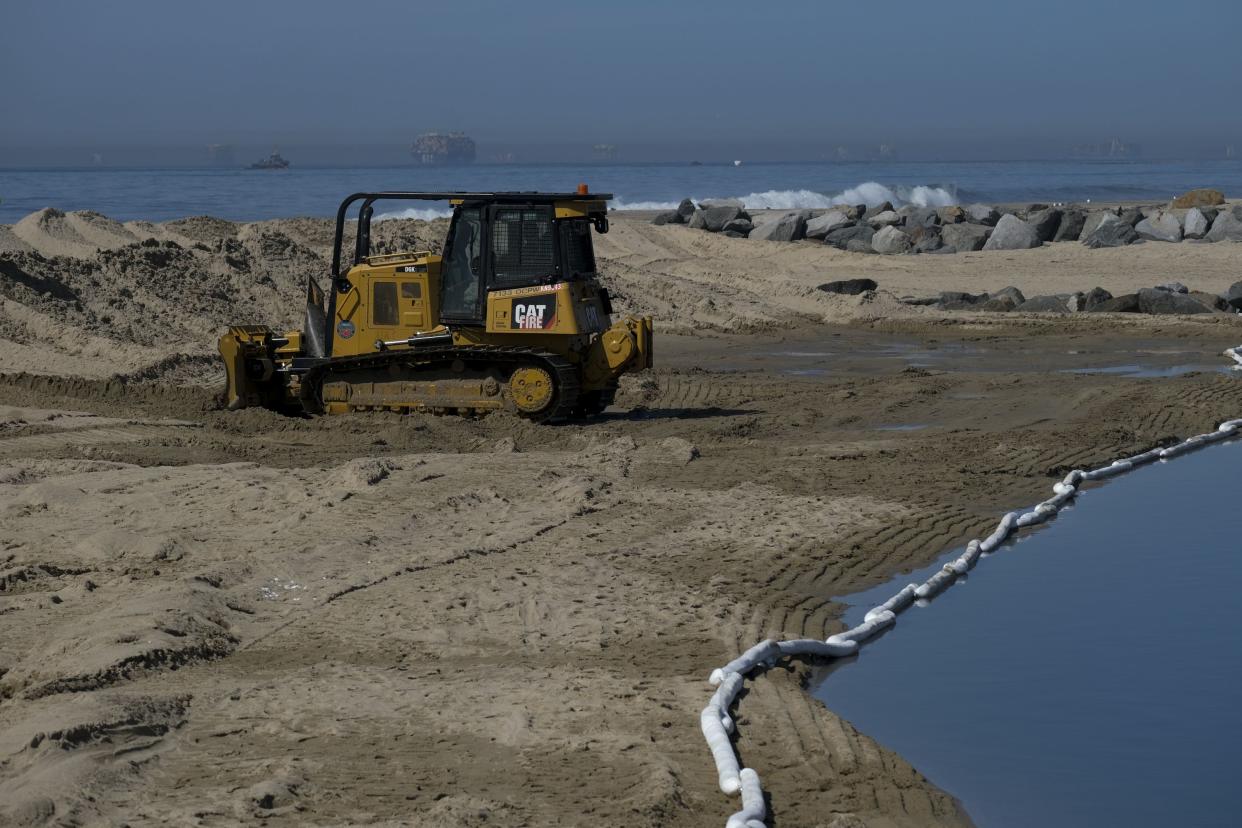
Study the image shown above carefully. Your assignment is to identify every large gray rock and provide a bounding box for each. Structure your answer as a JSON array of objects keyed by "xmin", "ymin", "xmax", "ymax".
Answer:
[
  {"xmin": 1137, "ymin": 288, "xmax": 1214, "ymax": 314},
  {"xmin": 1053, "ymin": 209, "xmax": 1087, "ymax": 242},
  {"xmin": 992, "ymin": 286, "xmax": 1026, "ymax": 306},
  {"xmin": 1190, "ymin": 291, "xmax": 1230, "ymax": 312},
  {"xmin": 748, "ymin": 210, "xmax": 808, "ymax": 242},
  {"xmin": 937, "ymin": 291, "xmax": 989, "ymax": 309},
  {"xmin": 703, "ymin": 205, "xmax": 748, "ymax": 232},
  {"xmin": 1016, "ymin": 295, "xmax": 1071, "ymax": 313},
  {"xmin": 720, "ymin": 218, "xmax": 753, "ymax": 237},
  {"xmin": 911, "ymin": 226, "xmax": 944, "ymax": 253},
  {"xmin": 1118, "ymin": 207, "xmax": 1144, "ymax": 227},
  {"xmin": 676, "ymin": 198, "xmax": 696, "ymax": 222},
  {"xmin": 818, "ymin": 278, "xmax": 878, "ymax": 295},
  {"xmin": 868, "ymin": 210, "xmax": 901, "ymax": 228},
  {"xmin": 687, "ymin": 209, "xmax": 707, "ymax": 230},
  {"xmin": 1081, "ymin": 286, "xmax": 1114, "ymax": 311},
  {"xmin": 871, "ymin": 225, "xmax": 912, "ymax": 254},
  {"xmin": 1089, "ymin": 293, "xmax": 1140, "ymax": 313},
  {"xmin": 824, "ymin": 224, "xmax": 875, "ymax": 249},
  {"xmin": 1081, "ymin": 209, "xmax": 1119, "ymax": 239},
  {"xmin": 1155, "ymin": 281, "xmax": 1188, "ymax": 294},
  {"xmin": 966, "ymin": 203, "xmax": 1001, "ymax": 225},
  {"xmin": 1135, "ymin": 210, "xmax": 1182, "ymax": 242},
  {"xmin": 941, "ymin": 222, "xmax": 991, "ymax": 252},
  {"xmin": 1183, "ymin": 207, "xmax": 1210, "ymax": 239},
  {"xmin": 1205, "ymin": 210, "xmax": 1242, "ymax": 242},
  {"xmin": 983, "ymin": 214, "xmax": 1042, "ymax": 250},
  {"xmin": 699, "ymin": 198, "xmax": 745, "ymax": 209},
  {"xmin": 1224, "ymin": 281, "xmax": 1242, "ymax": 310},
  {"xmin": 863, "ymin": 202, "xmax": 895, "ymax": 220},
  {"xmin": 804, "ymin": 209, "xmax": 854, "ymax": 240},
  {"xmin": 1026, "ymin": 208, "xmax": 1063, "ymax": 242},
  {"xmin": 652, "ymin": 211, "xmax": 681, "ymax": 225},
  {"xmin": 845, "ymin": 238, "xmax": 876, "ymax": 254},
  {"xmin": 1082, "ymin": 214, "xmax": 1138, "ymax": 248},
  {"xmin": 903, "ymin": 207, "xmax": 940, "ymax": 229}
]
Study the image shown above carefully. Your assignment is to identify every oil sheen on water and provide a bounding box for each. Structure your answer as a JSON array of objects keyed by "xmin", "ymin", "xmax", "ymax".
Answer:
[{"xmin": 812, "ymin": 439, "xmax": 1242, "ymax": 828}]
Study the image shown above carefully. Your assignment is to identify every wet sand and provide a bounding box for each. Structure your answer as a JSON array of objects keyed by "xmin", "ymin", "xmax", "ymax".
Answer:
[{"xmin": 2, "ymin": 211, "xmax": 1241, "ymax": 826}]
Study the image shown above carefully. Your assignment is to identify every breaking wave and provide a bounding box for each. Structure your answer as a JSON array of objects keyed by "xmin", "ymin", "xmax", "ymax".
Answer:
[
  {"xmin": 612, "ymin": 182, "xmax": 958, "ymax": 212},
  {"xmin": 373, "ymin": 207, "xmax": 454, "ymax": 221}
]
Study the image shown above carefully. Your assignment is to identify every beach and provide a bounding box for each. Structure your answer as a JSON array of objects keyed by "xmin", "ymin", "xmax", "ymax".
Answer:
[{"xmin": 2, "ymin": 210, "xmax": 1241, "ymax": 826}]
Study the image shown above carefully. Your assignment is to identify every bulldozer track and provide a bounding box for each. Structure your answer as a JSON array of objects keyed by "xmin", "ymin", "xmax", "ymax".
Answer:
[{"xmin": 300, "ymin": 344, "xmax": 582, "ymax": 422}]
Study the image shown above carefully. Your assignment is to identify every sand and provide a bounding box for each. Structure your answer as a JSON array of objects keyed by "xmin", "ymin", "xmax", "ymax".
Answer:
[{"xmin": 2, "ymin": 210, "xmax": 1241, "ymax": 826}]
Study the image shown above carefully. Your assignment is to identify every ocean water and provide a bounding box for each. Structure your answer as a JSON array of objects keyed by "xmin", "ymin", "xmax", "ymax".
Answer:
[
  {"xmin": 811, "ymin": 438, "xmax": 1242, "ymax": 828},
  {"xmin": 2, "ymin": 160, "xmax": 1241, "ymax": 223}
]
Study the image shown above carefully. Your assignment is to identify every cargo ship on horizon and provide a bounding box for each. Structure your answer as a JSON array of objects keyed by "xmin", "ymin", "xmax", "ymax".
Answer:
[{"xmin": 412, "ymin": 132, "xmax": 476, "ymax": 165}]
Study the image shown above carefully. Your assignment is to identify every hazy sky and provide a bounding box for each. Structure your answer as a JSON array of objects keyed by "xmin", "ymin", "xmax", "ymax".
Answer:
[{"xmin": 3, "ymin": 0, "xmax": 1241, "ymax": 161}]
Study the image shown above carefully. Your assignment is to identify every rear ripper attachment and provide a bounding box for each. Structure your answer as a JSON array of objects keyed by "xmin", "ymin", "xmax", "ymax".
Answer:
[{"xmin": 217, "ymin": 188, "xmax": 653, "ymax": 421}]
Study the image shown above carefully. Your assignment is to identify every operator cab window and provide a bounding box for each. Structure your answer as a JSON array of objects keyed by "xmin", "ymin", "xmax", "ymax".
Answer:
[
  {"xmin": 491, "ymin": 207, "xmax": 555, "ymax": 288},
  {"xmin": 562, "ymin": 219, "xmax": 595, "ymax": 278},
  {"xmin": 441, "ymin": 207, "xmax": 483, "ymax": 319},
  {"xmin": 373, "ymin": 281, "xmax": 398, "ymax": 326}
]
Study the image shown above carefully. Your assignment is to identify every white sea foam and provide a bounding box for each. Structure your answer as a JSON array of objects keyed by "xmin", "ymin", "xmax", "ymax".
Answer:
[
  {"xmin": 373, "ymin": 207, "xmax": 454, "ymax": 221},
  {"xmin": 612, "ymin": 182, "xmax": 957, "ymax": 213}
]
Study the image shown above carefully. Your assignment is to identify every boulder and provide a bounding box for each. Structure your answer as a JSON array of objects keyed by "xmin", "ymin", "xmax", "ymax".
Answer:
[
  {"xmin": 937, "ymin": 205, "xmax": 966, "ymax": 224},
  {"xmin": 992, "ymin": 286, "xmax": 1027, "ymax": 306},
  {"xmin": 1026, "ymin": 208, "xmax": 1063, "ymax": 242},
  {"xmin": 941, "ymin": 222, "xmax": 991, "ymax": 252},
  {"xmin": 1223, "ymin": 281, "xmax": 1242, "ymax": 310},
  {"xmin": 703, "ymin": 205, "xmax": 747, "ymax": 232},
  {"xmin": 652, "ymin": 210, "xmax": 682, "ymax": 225},
  {"xmin": 1082, "ymin": 214, "xmax": 1138, "ymax": 248},
  {"xmin": 720, "ymin": 218, "xmax": 753, "ymax": 237},
  {"xmin": 863, "ymin": 202, "xmax": 895, "ymax": 220},
  {"xmin": 912, "ymin": 227, "xmax": 944, "ymax": 253},
  {"xmin": 817, "ymin": 278, "xmax": 878, "ymax": 296},
  {"xmin": 979, "ymin": 296, "xmax": 1019, "ymax": 311},
  {"xmin": 872, "ymin": 225, "xmax": 912, "ymax": 254},
  {"xmin": 825, "ymin": 224, "xmax": 875, "ymax": 249},
  {"xmin": 699, "ymin": 198, "xmax": 745, "ymax": 209},
  {"xmin": 1189, "ymin": 291, "xmax": 1230, "ymax": 312},
  {"xmin": 1118, "ymin": 207, "xmax": 1144, "ymax": 227},
  {"xmin": 1081, "ymin": 287, "xmax": 1114, "ymax": 311},
  {"xmin": 903, "ymin": 207, "xmax": 940, "ymax": 228},
  {"xmin": 1170, "ymin": 188, "xmax": 1225, "ymax": 209},
  {"xmin": 1088, "ymin": 294, "xmax": 1140, "ymax": 312},
  {"xmin": 687, "ymin": 209, "xmax": 707, "ymax": 230},
  {"xmin": 805, "ymin": 209, "xmax": 854, "ymax": 240},
  {"xmin": 1135, "ymin": 210, "xmax": 1182, "ymax": 242},
  {"xmin": 1154, "ymin": 281, "xmax": 1188, "ymax": 294},
  {"xmin": 982, "ymin": 214, "xmax": 1041, "ymax": 250},
  {"xmin": 1205, "ymin": 210, "xmax": 1242, "ymax": 242},
  {"xmin": 720, "ymin": 230, "xmax": 746, "ymax": 238},
  {"xmin": 1065, "ymin": 291, "xmax": 1088, "ymax": 312},
  {"xmin": 1016, "ymin": 295, "xmax": 1071, "ymax": 313},
  {"xmin": 966, "ymin": 203, "xmax": 1001, "ymax": 225},
  {"xmin": 938, "ymin": 291, "xmax": 988, "ymax": 309},
  {"xmin": 1053, "ymin": 209, "xmax": 1087, "ymax": 242},
  {"xmin": 676, "ymin": 198, "xmax": 696, "ymax": 221},
  {"xmin": 868, "ymin": 210, "xmax": 901, "ymax": 227},
  {"xmin": 1137, "ymin": 288, "xmax": 1214, "ymax": 314},
  {"xmin": 749, "ymin": 211, "xmax": 807, "ymax": 242},
  {"xmin": 1081, "ymin": 209, "xmax": 1119, "ymax": 239},
  {"xmin": 845, "ymin": 238, "xmax": 876, "ymax": 254},
  {"xmin": 1183, "ymin": 207, "xmax": 1210, "ymax": 239}
]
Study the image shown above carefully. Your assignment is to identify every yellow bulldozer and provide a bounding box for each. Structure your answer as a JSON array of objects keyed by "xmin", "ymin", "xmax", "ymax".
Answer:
[{"xmin": 219, "ymin": 188, "xmax": 653, "ymax": 421}]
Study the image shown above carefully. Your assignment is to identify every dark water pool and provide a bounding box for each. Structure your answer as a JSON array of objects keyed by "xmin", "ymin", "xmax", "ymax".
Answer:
[{"xmin": 812, "ymin": 439, "xmax": 1242, "ymax": 828}]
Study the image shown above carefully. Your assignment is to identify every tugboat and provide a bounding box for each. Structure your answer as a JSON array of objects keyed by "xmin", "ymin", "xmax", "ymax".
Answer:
[{"xmin": 249, "ymin": 148, "xmax": 290, "ymax": 169}]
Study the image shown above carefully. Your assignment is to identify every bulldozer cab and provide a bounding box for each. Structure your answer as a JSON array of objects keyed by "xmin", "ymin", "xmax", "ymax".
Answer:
[{"xmin": 324, "ymin": 190, "xmax": 611, "ymax": 353}]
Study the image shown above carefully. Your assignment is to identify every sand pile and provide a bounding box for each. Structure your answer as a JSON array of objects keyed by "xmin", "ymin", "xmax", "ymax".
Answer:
[{"xmin": 0, "ymin": 210, "xmax": 518, "ymax": 379}]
